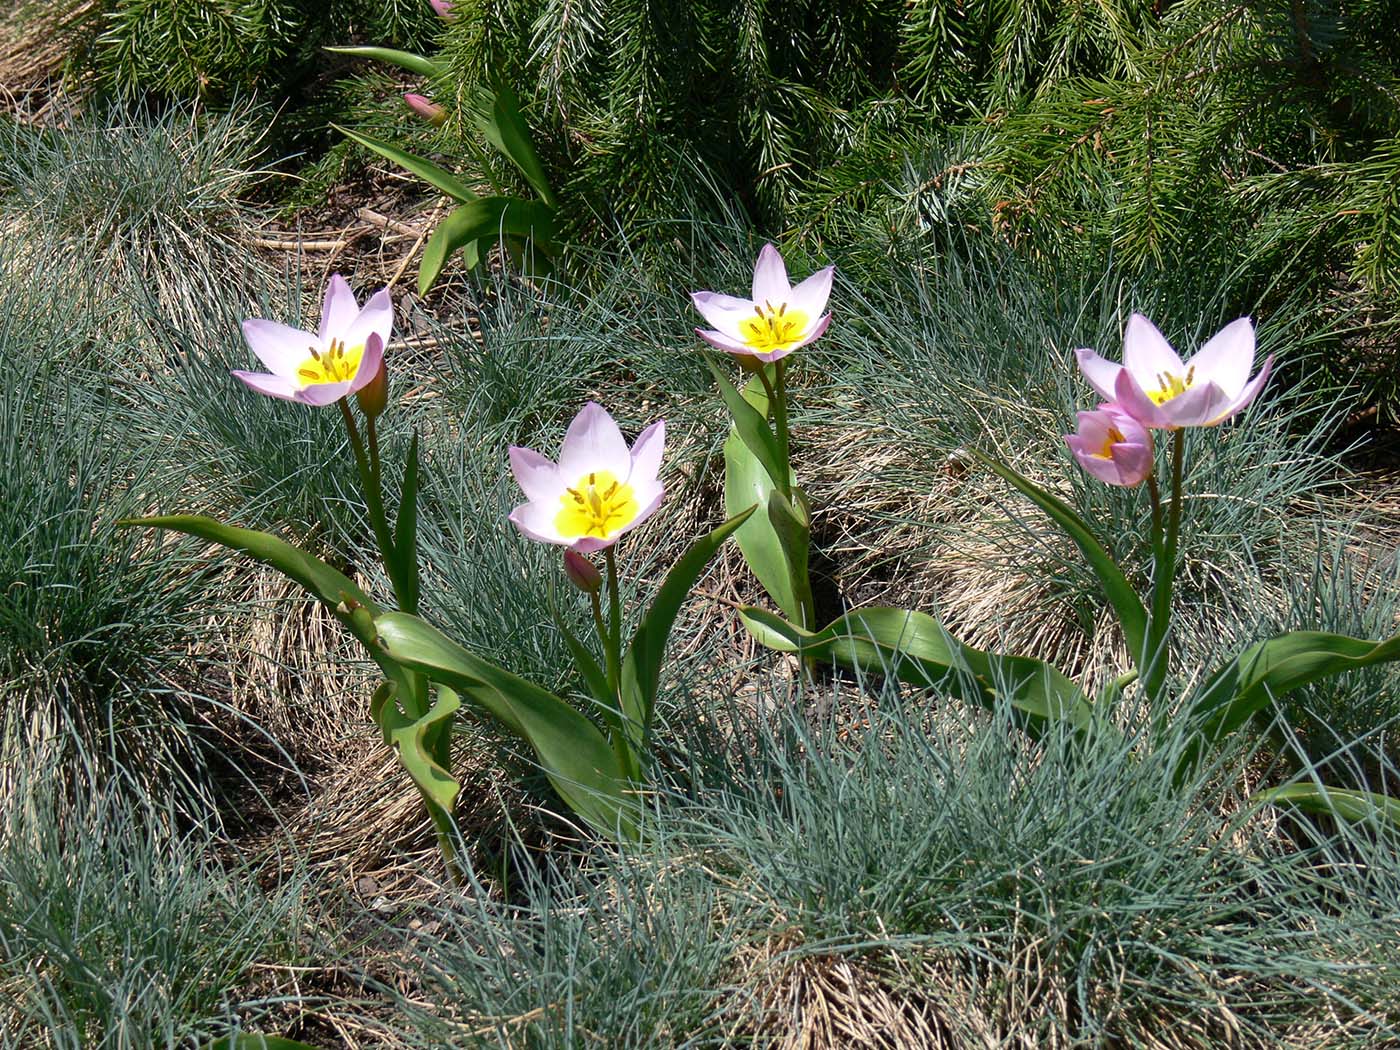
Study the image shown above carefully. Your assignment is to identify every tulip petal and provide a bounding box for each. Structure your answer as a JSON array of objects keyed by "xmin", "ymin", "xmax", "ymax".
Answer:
[
  {"xmin": 620, "ymin": 481, "xmax": 664, "ymax": 535},
  {"xmin": 696, "ymin": 327, "xmax": 758, "ymax": 356},
  {"xmin": 510, "ymin": 501, "xmax": 568, "ymax": 546},
  {"xmin": 509, "ymin": 445, "xmax": 564, "ymax": 504},
  {"xmin": 341, "ymin": 287, "xmax": 394, "ymax": 356},
  {"xmin": 557, "ymin": 401, "xmax": 632, "ymax": 483},
  {"xmin": 242, "ymin": 319, "xmax": 317, "ymax": 376},
  {"xmin": 1123, "ymin": 313, "xmax": 1185, "ymax": 386},
  {"xmin": 1205, "ymin": 354, "xmax": 1273, "ymax": 425},
  {"xmin": 691, "ymin": 291, "xmax": 756, "ymax": 340},
  {"xmin": 791, "ymin": 312, "xmax": 831, "ymax": 350},
  {"xmin": 1109, "ymin": 441, "xmax": 1153, "ymax": 486},
  {"xmin": 1186, "ymin": 317, "xmax": 1254, "ymax": 398},
  {"xmin": 1113, "ymin": 368, "xmax": 1173, "ymax": 429},
  {"xmin": 232, "ymin": 370, "xmax": 301, "ymax": 401},
  {"xmin": 1157, "ymin": 381, "xmax": 1230, "ymax": 428},
  {"xmin": 628, "ymin": 419, "xmax": 666, "ymax": 487},
  {"xmin": 296, "ymin": 381, "xmax": 356, "ymax": 406},
  {"xmin": 751, "ymin": 243, "xmax": 790, "ymax": 305},
  {"xmin": 787, "ymin": 265, "xmax": 834, "ymax": 319},
  {"xmin": 319, "ymin": 274, "xmax": 360, "ymax": 344},
  {"xmin": 1075, "ymin": 348, "xmax": 1124, "ymax": 401},
  {"xmin": 348, "ymin": 332, "xmax": 384, "ymax": 395}
]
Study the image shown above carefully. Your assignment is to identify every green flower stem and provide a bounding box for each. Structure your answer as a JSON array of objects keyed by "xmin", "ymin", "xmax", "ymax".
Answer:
[
  {"xmin": 1144, "ymin": 430, "xmax": 1186, "ymax": 703},
  {"xmin": 425, "ymin": 799, "xmax": 464, "ymax": 887},
  {"xmin": 591, "ymin": 588, "xmax": 617, "ymax": 694},
  {"xmin": 755, "ymin": 364, "xmax": 792, "ymax": 502}
]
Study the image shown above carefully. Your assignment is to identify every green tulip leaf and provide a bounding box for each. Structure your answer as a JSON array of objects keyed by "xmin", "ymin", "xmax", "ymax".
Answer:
[
  {"xmin": 419, "ymin": 197, "xmax": 557, "ymax": 294},
  {"xmin": 474, "ymin": 83, "xmax": 556, "ymax": 206},
  {"xmin": 206, "ymin": 1036, "xmax": 324, "ymax": 1050},
  {"xmin": 373, "ymin": 612, "xmax": 634, "ymax": 837},
  {"xmin": 370, "ymin": 679, "xmax": 461, "ymax": 812},
  {"xmin": 1254, "ymin": 783, "xmax": 1400, "ymax": 828},
  {"xmin": 119, "ymin": 514, "xmax": 376, "ymax": 637},
  {"xmin": 333, "ymin": 125, "xmax": 476, "ymax": 204},
  {"xmin": 324, "ymin": 45, "xmax": 440, "ymax": 77},
  {"xmin": 620, "ymin": 506, "xmax": 756, "ymax": 747},
  {"xmin": 739, "ymin": 605, "xmax": 1094, "ymax": 732},
  {"xmin": 389, "ymin": 431, "xmax": 421, "ymax": 615},
  {"xmin": 705, "ymin": 357, "xmax": 786, "ymax": 491},
  {"xmin": 970, "ymin": 450, "xmax": 1148, "ymax": 671},
  {"xmin": 1182, "ymin": 630, "xmax": 1400, "ymax": 771}
]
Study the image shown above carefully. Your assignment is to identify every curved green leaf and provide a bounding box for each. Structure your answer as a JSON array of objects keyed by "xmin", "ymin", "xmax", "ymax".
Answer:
[
  {"xmin": 739, "ymin": 605, "xmax": 1094, "ymax": 732},
  {"xmin": 324, "ymin": 45, "xmax": 440, "ymax": 77},
  {"xmin": 207, "ymin": 1036, "xmax": 323, "ymax": 1050},
  {"xmin": 373, "ymin": 612, "xmax": 634, "ymax": 837},
  {"xmin": 705, "ymin": 357, "xmax": 785, "ymax": 489},
  {"xmin": 478, "ymin": 83, "xmax": 556, "ymax": 206},
  {"xmin": 970, "ymin": 450, "xmax": 1148, "ymax": 670},
  {"xmin": 1184, "ymin": 631, "xmax": 1400, "ymax": 762},
  {"xmin": 620, "ymin": 506, "xmax": 756, "ymax": 746},
  {"xmin": 333, "ymin": 125, "xmax": 476, "ymax": 204},
  {"xmin": 119, "ymin": 513, "xmax": 375, "ymax": 622},
  {"xmin": 1255, "ymin": 783, "xmax": 1400, "ymax": 828},
  {"xmin": 390, "ymin": 431, "xmax": 421, "ymax": 615},
  {"xmin": 370, "ymin": 680, "xmax": 461, "ymax": 811},
  {"xmin": 418, "ymin": 197, "xmax": 558, "ymax": 294}
]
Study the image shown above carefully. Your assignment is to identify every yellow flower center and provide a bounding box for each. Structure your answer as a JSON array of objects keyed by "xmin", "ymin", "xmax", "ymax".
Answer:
[
  {"xmin": 1148, "ymin": 366, "xmax": 1195, "ymax": 405},
  {"xmin": 1092, "ymin": 426, "xmax": 1126, "ymax": 459},
  {"xmin": 556, "ymin": 470, "xmax": 639, "ymax": 540},
  {"xmin": 738, "ymin": 301, "xmax": 810, "ymax": 353},
  {"xmin": 296, "ymin": 339, "xmax": 364, "ymax": 387}
]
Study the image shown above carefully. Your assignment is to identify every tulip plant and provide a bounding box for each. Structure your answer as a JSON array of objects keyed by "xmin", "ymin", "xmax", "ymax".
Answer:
[
  {"xmin": 328, "ymin": 2, "xmax": 558, "ymax": 291},
  {"xmin": 122, "ymin": 277, "xmax": 750, "ymax": 881},
  {"xmin": 691, "ymin": 244, "xmax": 834, "ymax": 633},
  {"xmin": 739, "ymin": 313, "xmax": 1400, "ymax": 828}
]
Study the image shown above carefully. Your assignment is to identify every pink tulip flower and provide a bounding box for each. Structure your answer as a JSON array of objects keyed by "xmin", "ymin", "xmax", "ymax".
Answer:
[
  {"xmin": 233, "ymin": 275, "xmax": 393, "ymax": 407},
  {"xmin": 1064, "ymin": 403, "xmax": 1155, "ymax": 488},
  {"xmin": 508, "ymin": 403, "xmax": 666, "ymax": 552},
  {"xmin": 691, "ymin": 244, "xmax": 834, "ymax": 363},
  {"xmin": 429, "ymin": 0, "xmax": 455, "ymax": 19},
  {"xmin": 1075, "ymin": 314, "xmax": 1273, "ymax": 429},
  {"xmin": 403, "ymin": 93, "xmax": 446, "ymax": 126}
]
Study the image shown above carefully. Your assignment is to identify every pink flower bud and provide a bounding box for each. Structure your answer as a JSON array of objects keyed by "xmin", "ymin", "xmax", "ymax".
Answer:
[
  {"xmin": 1064, "ymin": 402, "xmax": 1154, "ymax": 488},
  {"xmin": 429, "ymin": 0, "xmax": 455, "ymax": 19},
  {"xmin": 403, "ymin": 93, "xmax": 446, "ymax": 126},
  {"xmin": 564, "ymin": 550, "xmax": 603, "ymax": 593}
]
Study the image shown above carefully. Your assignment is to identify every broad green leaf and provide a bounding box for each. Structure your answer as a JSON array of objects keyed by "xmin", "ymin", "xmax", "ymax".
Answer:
[
  {"xmin": 324, "ymin": 45, "xmax": 440, "ymax": 76},
  {"xmin": 705, "ymin": 356, "xmax": 785, "ymax": 490},
  {"xmin": 477, "ymin": 83, "xmax": 556, "ymax": 206},
  {"xmin": 418, "ymin": 197, "xmax": 558, "ymax": 294},
  {"xmin": 768, "ymin": 485, "xmax": 814, "ymax": 626},
  {"xmin": 1184, "ymin": 631, "xmax": 1400, "ymax": 764},
  {"xmin": 370, "ymin": 680, "xmax": 461, "ymax": 811},
  {"xmin": 373, "ymin": 612, "xmax": 634, "ymax": 837},
  {"xmin": 725, "ymin": 426, "xmax": 802, "ymax": 621},
  {"xmin": 739, "ymin": 605, "xmax": 1094, "ymax": 732},
  {"xmin": 334, "ymin": 125, "xmax": 476, "ymax": 203},
  {"xmin": 1254, "ymin": 783, "xmax": 1400, "ymax": 828},
  {"xmin": 620, "ymin": 506, "xmax": 756, "ymax": 746},
  {"xmin": 391, "ymin": 431, "xmax": 421, "ymax": 615},
  {"xmin": 970, "ymin": 451, "xmax": 1148, "ymax": 670},
  {"xmin": 206, "ymin": 1036, "xmax": 324, "ymax": 1050}
]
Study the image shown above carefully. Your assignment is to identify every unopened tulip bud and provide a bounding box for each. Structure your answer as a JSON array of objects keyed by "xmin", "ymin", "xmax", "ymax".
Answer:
[
  {"xmin": 403, "ymin": 93, "xmax": 446, "ymax": 126},
  {"xmin": 429, "ymin": 0, "xmax": 455, "ymax": 19},
  {"xmin": 355, "ymin": 357, "xmax": 389, "ymax": 419},
  {"xmin": 563, "ymin": 550, "xmax": 603, "ymax": 593}
]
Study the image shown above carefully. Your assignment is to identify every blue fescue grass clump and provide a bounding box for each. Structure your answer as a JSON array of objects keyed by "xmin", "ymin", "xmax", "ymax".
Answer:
[
  {"xmin": 368, "ymin": 682, "xmax": 1400, "ymax": 1047},
  {"xmin": 0, "ymin": 745, "xmax": 309, "ymax": 1047}
]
